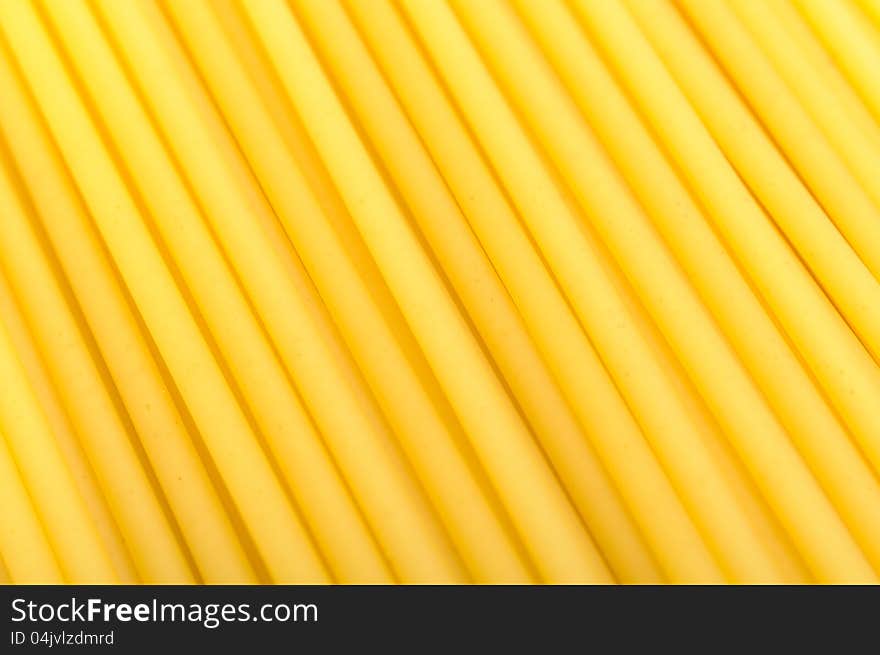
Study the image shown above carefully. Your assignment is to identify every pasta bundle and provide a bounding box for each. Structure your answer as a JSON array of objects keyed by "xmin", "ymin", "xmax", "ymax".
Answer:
[{"xmin": 0, "ymin": 0, "xmax": 878, "ymax": 584}]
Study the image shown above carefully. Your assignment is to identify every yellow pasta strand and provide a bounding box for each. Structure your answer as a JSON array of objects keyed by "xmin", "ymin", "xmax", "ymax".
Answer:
[
  {"xmin": 0, "ymin": 420, "xmax": 63, "ymax": 584},
  {"xmin": 346, "ymin": 0, "xmax": 721, "ymax": 584},
  {"xmin": 514, "ymin": 0, "xmax": 877, "ymax": 579},
  {"xmin": 346, "ymin": 0, "xmax": 672, "ymax": 585},
  {"xmin": 0, "ymin": 0, "xmax": 327, "ymax": 584},
  {"xmin": 42, "ymin": 0, "xmax": 391, "ymax": 584},
  {"xmin": 0, "ymin": 221, "xmax": 118, "ymax": 583},
  {"xmin": 511, "ymin": 0, "xmax": 810, "ymax": 583},
  {"xmin": 0, "ymin": 243, "xmax": 138, "ymax": 584},
  {"xmin": 454, "ymin": 0, "xmax": 874, "ymax": 584},
  {"xmin": 0, "ymin": 27, "xmax": 255, "ymax": 585},
  {"xmin": 295, "ymin": 0, "xmax": 628, "ymax": 580},
  {"xmin": 243, "ymin": 0, "xmax": 612, "ymax": 583},
  {"xmin": 94, "ymin": 0, "xmax": 465, "ymax": 583},
  {"xmin": 729, "ymin": 0, "xmax": 880, "ymax": 213},
  {"xmin": 794, "ymin": 0, "xmax": 880, "ymax": 124},
  {"xmin": 679, "ymin": 0, "xmax": 880, "ymax": 281},
  {"xmin": 401, "ymin": 0, "xmax": 787, "ymax": 583},
  {"xmin": 165, "ymin": 0, "xmax": 530, "ymax": 583},
  {"xmin": 580, "ymin": 0, "xmax": 880, "ymax": 485},
  {"xmin": 768, "ymin": 0, "xmax": 880, "ymax": 149},
  {"xmin": 0, "ymin": 40, "xmax": 193, "ymax": 581},
  {"xmin": 857, "ymin": 0, "xmax": 880, "ymax": 29},
  {"xmin": 0, "ymin": 552, "xmax": 12, "ymax": 585}
]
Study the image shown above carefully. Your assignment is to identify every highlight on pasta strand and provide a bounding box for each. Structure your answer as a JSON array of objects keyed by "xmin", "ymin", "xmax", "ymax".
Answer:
[{"xmin": 794, "ymin": 0, "xmax": 880, "ymax": 123}]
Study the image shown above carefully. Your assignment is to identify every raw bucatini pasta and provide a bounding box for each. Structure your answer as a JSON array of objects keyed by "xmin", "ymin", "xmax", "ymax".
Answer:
[{"xmin": 0, "ymin": 0, "xmax": 878, "ymax": 584}]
